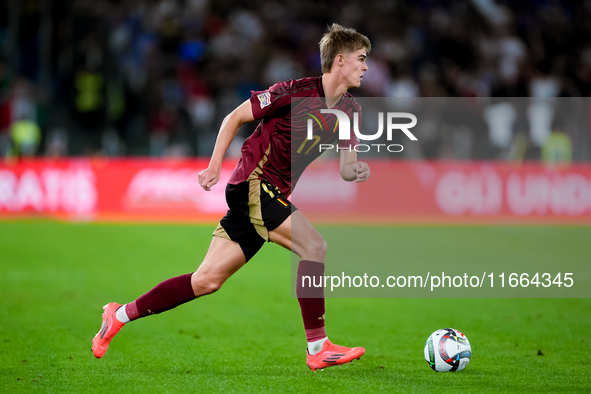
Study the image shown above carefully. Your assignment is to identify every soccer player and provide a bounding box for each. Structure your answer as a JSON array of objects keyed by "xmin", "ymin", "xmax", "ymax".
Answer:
[{"xmin": 92, "ymin": 23, "xmax": 371, "ymax": 372}]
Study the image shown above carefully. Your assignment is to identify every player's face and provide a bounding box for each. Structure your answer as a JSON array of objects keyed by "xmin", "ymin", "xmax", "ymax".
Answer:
[{"xmin": 341, "ymin": 48, "xmax": 368, "ymax": 89}]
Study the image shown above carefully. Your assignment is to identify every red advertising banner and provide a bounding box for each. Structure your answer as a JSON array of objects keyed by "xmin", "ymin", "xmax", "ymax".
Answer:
[
  {"xmin": 293, "ymin": 160, "xmax": 591, "ymax": 224},
  {"xmin": 1, "ymin": 158, "xmax": 590, "ymax": 224},
  {"xmin": 0, "ymin": 158, "xmax": 232, "ymax": 222}
]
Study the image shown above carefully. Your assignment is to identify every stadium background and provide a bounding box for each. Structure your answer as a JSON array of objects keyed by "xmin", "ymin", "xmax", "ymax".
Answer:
[
  {"xmin": 1, "ymin": 0, "xmax": 591, "ymax": 222},
  {"xmin": 1, "ymin": 1, "xmax": 590, "ymax": 393}
]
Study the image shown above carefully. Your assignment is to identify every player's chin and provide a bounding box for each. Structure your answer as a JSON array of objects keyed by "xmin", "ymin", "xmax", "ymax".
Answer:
[{"xmin": 350, "ymin": 79, "xmax": 362, "ymax": 89}]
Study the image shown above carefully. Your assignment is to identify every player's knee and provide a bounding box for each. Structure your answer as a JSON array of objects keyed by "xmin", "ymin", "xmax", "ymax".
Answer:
[
  {"xmin": 318, "ymin": 238, "xmax": 328, "ymax": 259},
  {"xmin": 195, "ymin": 280, "xmax": 222, "ymax": 296},
  {"xmin": 191, "ymin": 274, "xmax": 223, "ymax": 296},
  {"xmin": 306, "ymin": 236, "xmax": 327, "ymax": 261},
  {"xmin": 204, "ymin": 282, "xmax": 222, "ymax": 296}
]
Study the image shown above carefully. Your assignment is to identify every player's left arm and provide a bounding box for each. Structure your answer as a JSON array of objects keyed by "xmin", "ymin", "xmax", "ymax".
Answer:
[{"xmin": 339, "ymin": 150, "xmax": 370, "ymax": 183}]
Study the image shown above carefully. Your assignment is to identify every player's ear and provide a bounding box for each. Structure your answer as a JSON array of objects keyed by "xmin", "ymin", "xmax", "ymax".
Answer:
[{"xmin": 335, "ymin": 54, "xmax": 345, "ymax": 67}]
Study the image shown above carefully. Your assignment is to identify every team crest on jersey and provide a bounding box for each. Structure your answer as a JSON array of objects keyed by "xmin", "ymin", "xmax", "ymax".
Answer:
[{"xmin": 257, "ymin": 92, "xmax": 271, "ymax": 109}]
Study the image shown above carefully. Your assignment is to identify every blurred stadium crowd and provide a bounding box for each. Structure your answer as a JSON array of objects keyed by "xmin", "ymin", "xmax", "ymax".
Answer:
[{"xmin": 0, "ymin": 0, "xmax": 590, "ymax": 160}]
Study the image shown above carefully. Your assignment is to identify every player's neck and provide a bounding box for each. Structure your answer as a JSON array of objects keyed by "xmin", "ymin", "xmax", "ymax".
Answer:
[{"xmin": 321, "ymin": 74, "xmax": 347, "ymax": 108}]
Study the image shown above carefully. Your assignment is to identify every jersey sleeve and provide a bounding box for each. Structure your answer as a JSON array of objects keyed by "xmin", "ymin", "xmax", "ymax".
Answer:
[{"xmin": 249, "ymin": 80, "xmax": 294, "ymax": 121}]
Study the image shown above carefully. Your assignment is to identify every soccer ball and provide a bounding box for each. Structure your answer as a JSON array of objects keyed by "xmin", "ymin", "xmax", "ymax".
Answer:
[{"xmin": 424, "ymin": 328, "xmax": 471, "ymax": 372}]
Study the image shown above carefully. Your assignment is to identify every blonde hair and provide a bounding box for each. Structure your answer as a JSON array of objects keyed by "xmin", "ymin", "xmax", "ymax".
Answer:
[{"xmin": 319, "ymin": 23, "xmax": 371, "ymax": 73}]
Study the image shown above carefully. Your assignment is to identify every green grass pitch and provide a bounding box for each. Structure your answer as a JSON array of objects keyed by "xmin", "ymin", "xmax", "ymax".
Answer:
[{"xmin": 1, "ymin": 221, "xmax": 590, "ymax": 393}]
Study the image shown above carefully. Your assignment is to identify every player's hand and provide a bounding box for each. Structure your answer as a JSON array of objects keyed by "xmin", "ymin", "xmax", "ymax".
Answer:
[
  {"xmin": 353, "ymin": 161, "xmax": 370, "ymax": 183},
  {"xmin": 198, "ymin": 168, "xmax": 220, "ymax": 191}
]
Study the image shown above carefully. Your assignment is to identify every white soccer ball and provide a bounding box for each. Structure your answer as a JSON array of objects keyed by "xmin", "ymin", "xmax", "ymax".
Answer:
[{"xmin": 424, "ymin": 328, "xmax": 471, "ymax": 372}]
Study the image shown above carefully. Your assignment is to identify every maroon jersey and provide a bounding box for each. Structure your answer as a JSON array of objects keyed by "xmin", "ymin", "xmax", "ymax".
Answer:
[{"xmin": 228, "ymin": 76, "xmax": 360, "ymax": 196}]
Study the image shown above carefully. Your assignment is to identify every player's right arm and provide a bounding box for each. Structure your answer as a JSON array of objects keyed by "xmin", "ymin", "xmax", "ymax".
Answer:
[{"xmin": 198, "ymin": 100, "xmax": 255, "ymax": 191}]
